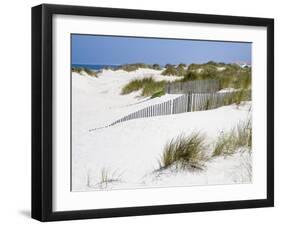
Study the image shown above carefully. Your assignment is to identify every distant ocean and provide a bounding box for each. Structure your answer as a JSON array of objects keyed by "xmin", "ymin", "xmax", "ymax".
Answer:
[{"xmin": 72, "ymin": 64, "xmax": 120, "ymax": 71}]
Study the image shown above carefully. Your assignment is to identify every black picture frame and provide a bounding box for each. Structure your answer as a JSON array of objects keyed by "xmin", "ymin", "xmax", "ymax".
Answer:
[{"xmin": 32, "ymin": 3, "xmax": 274, "ymax": 222}]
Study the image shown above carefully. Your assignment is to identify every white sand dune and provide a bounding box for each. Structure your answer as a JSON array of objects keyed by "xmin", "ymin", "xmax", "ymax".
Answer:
[{"xmin": 72, "ymin": 69, "xmax": 251, "ymax": 191}]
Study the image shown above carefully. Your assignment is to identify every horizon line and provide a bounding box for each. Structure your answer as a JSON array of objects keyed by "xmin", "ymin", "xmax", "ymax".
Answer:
[{"xmin": 72, "ymin": 61, "xmax": 252, "ymax": 66}]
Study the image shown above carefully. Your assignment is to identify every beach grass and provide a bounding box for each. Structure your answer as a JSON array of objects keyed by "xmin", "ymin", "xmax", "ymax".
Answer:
[
  {"xmin": 212, "ymin": 119, "xmax": 252, "ymax": 157},
  {"xmin": 72, "ymin": 67, "xmax": 98, "ymax": 77},
  {"xmin": 158, "ymin": 132, "xmax": 207, "ymax": 170},
  {"xmin": 121, "ymin": 77, "xmax": 166, "ymax": 97},
  {"xmin": 161, "ymin": 65, "xmax": 179, "ymax": 76}
]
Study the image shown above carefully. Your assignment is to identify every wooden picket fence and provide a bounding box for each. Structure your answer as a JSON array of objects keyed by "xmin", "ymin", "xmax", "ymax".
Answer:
[
  {"xmin": 165, "ymin": 79, "xmax": 220, "ymax": 94},
  {"xmin": 106, "ymin": 90, "xmax": 251, "ymax": 128}
]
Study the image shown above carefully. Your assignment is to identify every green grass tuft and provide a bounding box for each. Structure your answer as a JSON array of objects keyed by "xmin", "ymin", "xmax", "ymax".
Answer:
[
  {"xmin": 161, "ymin": 65, "xmax": 185, "ymax": 76},
  {"xmin": 72, "ymin": 67, "xmax": 98, "ymax": 77},
  {"xmin": 141, "ymin": 80, "xmax": 165, "ymax": 96},
  {"xmin": 151, "ymin": 89, "xmax": 165, "ymax": 99},
  {"xmin": 115, "ymin": 63, "xmax": 152, "ymax": 72},
  {"xmin": 223, "ymin": 89, "xmax": 251, "ymax": 106},
  {"xmin": 83, "ymin": 68, "xmax": 98, "ymax": 77},
  {"xmin": 121, "ymin": 77, "xmax": 166, "ymax": 97},
  {"xmin": 158, "ymin": 132, "xmax": 207, "ymax": 170},
  {"xmin": 161, "ymin": 67, "xmax": 178, "ymax": 76},
  {"xmin": 97, "ymin": 168, "xmax": 123, "ymax": 189},
  {"xmin": 121, "ymin": 78, "xmax": 148, "ymax": 94},
  {"xmin": 212, "ymin": 119, "xmax": 252, "ymax": 157}
]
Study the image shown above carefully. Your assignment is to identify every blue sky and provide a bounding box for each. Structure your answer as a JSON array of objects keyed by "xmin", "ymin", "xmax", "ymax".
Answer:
[{"xmin": 71, "ymin": 34, "xmax": 251, "ymax": 65}]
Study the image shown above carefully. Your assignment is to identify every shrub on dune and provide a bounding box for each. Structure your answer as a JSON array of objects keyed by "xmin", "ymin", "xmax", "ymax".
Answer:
[
  {"xmin": 152, "ymin": 64, "xmax": 161, "ymax": 70},
  {"xmin": 181, "ymin": 71, "xmax": 201, "ymax": 82},
  {"xmin": 187, "ymin": 63, "xmax": 201, "ymax": 71},
  {"xmin": 176, "ymin": 64, "xmax": 186, "ymax": 77}
]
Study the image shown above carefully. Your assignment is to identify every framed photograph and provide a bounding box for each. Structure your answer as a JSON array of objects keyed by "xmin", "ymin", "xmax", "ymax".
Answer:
[{"xmin": 32, "ymin": 4, "xmax": 274, "ymax": 221}]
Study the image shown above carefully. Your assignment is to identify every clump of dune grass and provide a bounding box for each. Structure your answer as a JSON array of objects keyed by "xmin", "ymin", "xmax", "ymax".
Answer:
[
  {"xmin": 115, "ymin": 63, "xmax": 152, "ymax": 72},
  {"xmin": 161, "ymin": 63, "xmax": 186, "ymax": 76},
  {"xmin": 86, "ymin": 168, "xmax": 124, "ymax": 189},
  {"xmin": 212, "ymin": 129, "xmax": 237, "ymax": 157},
  {"xmin": 151, "ymin": 89, "xmax": 165, "ymax": 99},
  {"xmin": 141, "ymin": 80, "xmax": 166, "ymax": 96},
  {"xmin": 121, "ymin": 78, "xmax": 146, "ymax": 94},
  {"xmin": 97, "ymin": 168, "xmax": 123, "ymax": 189},
  {"xmin": 162, "ymin": 65, "xmax": 177, "ymax": 76},
  {"xmin": 212, "ymin": 119, "xmax": 252, "ymax": 157},
  {"xmin": 223, "ymin": 89, "xmax": 251, "ymax": 106},
  {"xmin": 72, "ymin": 67, "xmax": 84, "ymax": 74},
  {"xmin": 83, "ymin": 68, "xmax": 98, "ymax": 77},
  {"xmin": 71, "ymin": 67, "xmax": 98, "ymax": 77},
  {"xmin": 236, "ymin": 119, "xmax": 252, "ymax": 149},
  {"xmin": 158, "ymin": 132, "xmax": 207, "ymax": 170},
  {"xmin": 121, "ymin": 77, "xmax": 166, "ymax": 97}
]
